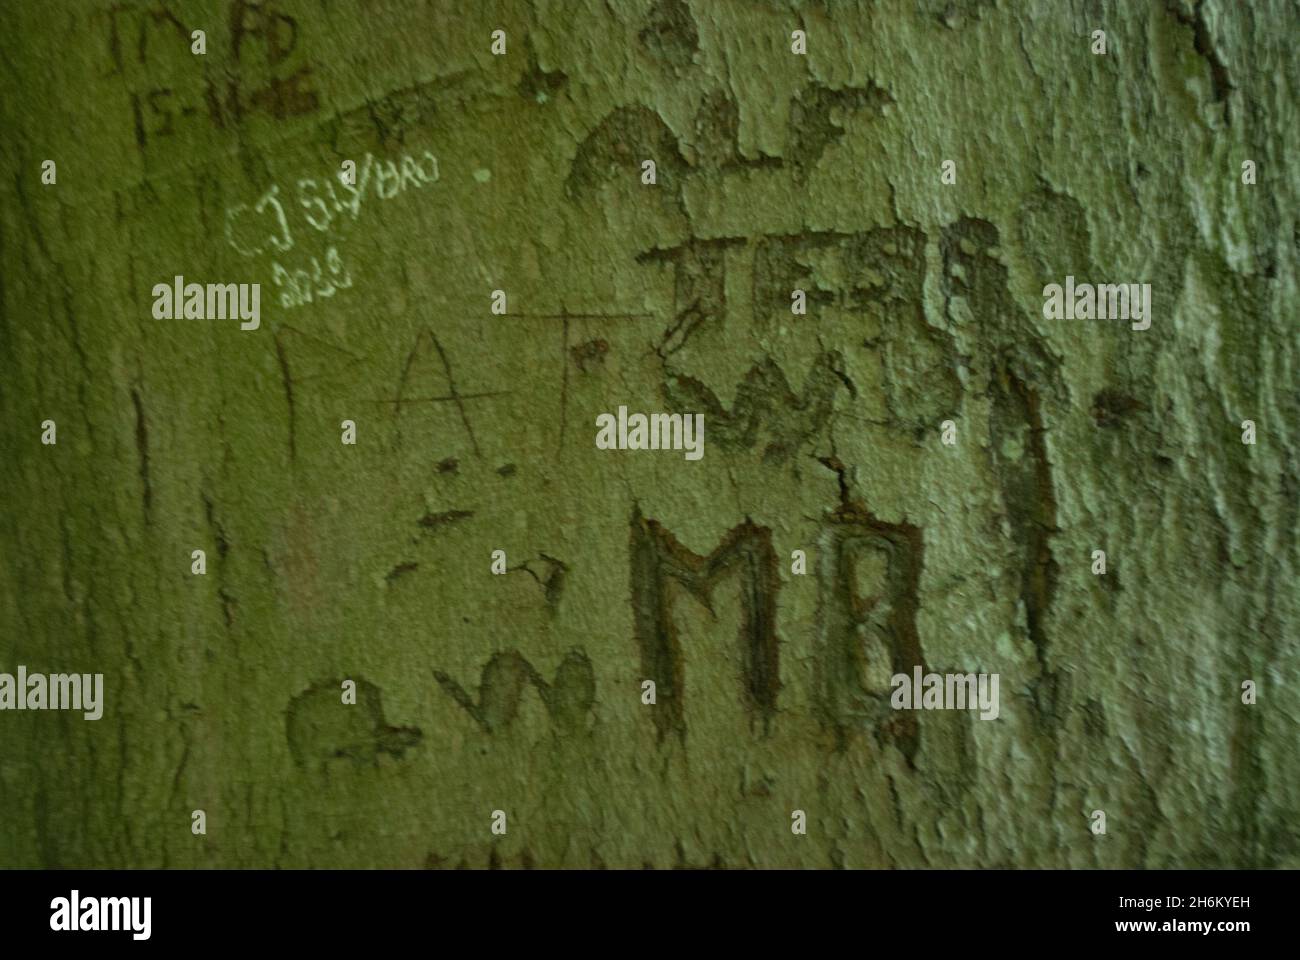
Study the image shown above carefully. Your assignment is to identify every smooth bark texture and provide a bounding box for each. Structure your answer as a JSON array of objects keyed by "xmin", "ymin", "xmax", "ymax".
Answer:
[{"xmin": 1, "ymin": 0, "xmax": 1297, "ymax": 868}]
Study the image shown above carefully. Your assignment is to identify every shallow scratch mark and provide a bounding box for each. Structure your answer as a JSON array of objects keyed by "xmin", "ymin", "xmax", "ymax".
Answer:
[
  {"xmin": 418, "ymin": 509, "xmax": 474, "ymax": 533},
  {"xmin": 273, "ymin": 332, "xmax": 297, "ymax": 461},
  {"xmin": 430, "ymin": 333, "xmax": 481, "ymax": 458},
  {"xmin": 131, "ymin": 386, "xmax": 152, "ymax": 520}
]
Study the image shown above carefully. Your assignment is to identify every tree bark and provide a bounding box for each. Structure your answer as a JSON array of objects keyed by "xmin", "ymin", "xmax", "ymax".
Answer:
[{"xmin": 1, "ymin": 0, "xmax": 1296, "ymax": 868}]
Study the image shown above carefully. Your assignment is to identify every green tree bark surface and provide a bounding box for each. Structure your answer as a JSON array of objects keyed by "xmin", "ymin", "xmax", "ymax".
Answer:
[{"xmin": 1, "ymin": 0, "xmax": 1297, "ymax": 868}]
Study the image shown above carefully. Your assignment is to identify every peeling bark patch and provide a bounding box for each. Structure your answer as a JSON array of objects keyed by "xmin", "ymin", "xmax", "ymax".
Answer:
[
  {"xmin": 787, "ymin": 81, "xmax": 894, "ymax": 182},
  {"xmin": 1165, "ymin": 0, "xmax": 1235, "ymax": 115},
  {"xmin": 690, "ymin": 90, "xmax": 783, "ymax": 172},
  {"xmin": 941, "ymin": 214, "xmax": 1061, "ymax": 386},
  {"xmin": 565, "ymin": 105, "xmax": 689, "ymax": 210},
  {"xmin": 638, "ymin": 0, "xmax": 699, "ymax": 69}
]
